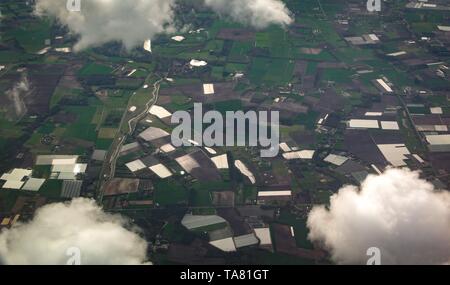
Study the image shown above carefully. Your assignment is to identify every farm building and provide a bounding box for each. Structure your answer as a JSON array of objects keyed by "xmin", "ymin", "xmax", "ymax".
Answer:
[{"xmin": 257, "ymin": 190, "xmax": 292, "ymax": 204}]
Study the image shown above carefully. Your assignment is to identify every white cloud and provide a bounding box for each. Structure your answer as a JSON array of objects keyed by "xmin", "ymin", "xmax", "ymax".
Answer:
[
  {"xmin": 35, "ymin": 0, "xmax": 176, "ymax": 51},
  {"xmin": 307, "ymin": 168, "xmax": 450, "ymax": 265},
  {"xmin": 0, "ymin": 198, "xmax": 149, "ymax": 265},
  {"xmin": 204, "ymin": 0, "xmax": 293, "ymax": 29},
  {"xmin": 34, "ymin": 0, "xmax": 293, "ymax": 51}
]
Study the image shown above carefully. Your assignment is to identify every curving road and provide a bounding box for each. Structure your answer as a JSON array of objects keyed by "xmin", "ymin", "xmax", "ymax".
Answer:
[{"xmin": 97, "ymin": 77, "xmax": 163, "ymax": 202}]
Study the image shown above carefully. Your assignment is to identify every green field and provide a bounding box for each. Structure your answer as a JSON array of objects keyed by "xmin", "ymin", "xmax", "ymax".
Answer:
[
  {"xmin": 78, "ymin": 63, "xmax": 114, "ymax": 76},
  {"xmin": 64, "ymin": 106, "xmax": 98, "ymax": 141},
  {"xmin": 277, "ymin": 211, "xmax": 314, "ymax": 250},
  {"xmin": 39, "ymin": 180, "xmax": 63, "ymax": 199},
  {"xmin": 154, "ymin": 180, "xmax": 188, "ymax": 206},
  {"xmin": 189, "ymin": 181, "xmax": 232, "ymax": 207},
  {"xmin": 6, "ymin": 20, "xmax": 52, "ymax": 53},
  {"xmin": 321, "ymin": 68, "xmax": 354, "ymax": 84},
  {"xmin": 249, "ymin": 57, "xmax": 294, "ymax": 87}
]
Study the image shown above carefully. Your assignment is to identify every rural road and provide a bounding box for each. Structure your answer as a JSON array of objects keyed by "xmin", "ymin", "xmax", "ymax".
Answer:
[{"xmin": 97, "ymin": 77, "xmax": 163, "ymax": 202}]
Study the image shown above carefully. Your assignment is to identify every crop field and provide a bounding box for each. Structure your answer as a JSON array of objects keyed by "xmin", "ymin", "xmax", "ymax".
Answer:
[
  {"xmin": 154, "ymin": 180, "xmax": 188, "ymax": 206},
  {"xmin": 278, "ymin": 211, "xmax": 314, "ymax": 250},
  {"xmin": 5, "ymin": 20, "xmax": 52, "ymax": 53},
  {"xmin": 78, "ymin": 63, "xmax": 114, "ymax": 77},
  {"xmin": 0, "ymin": 117, "xmax": 24, "ymax": 149},
  {"xmin": 321, "ymin": 68, "xmax": 354, "ymax": 84},
  {"xmin": 63, "ymin": 106, "xmax": 98, "ymax": 142},
  {"xmin": 189, "ymin": 186, "xmax": 213, "ymax": 207},
  {"xmin": 0, "ymin": 0, "xmax": 449, "ymax": 267},
  {"xmin": 249, "ymin": 57, "xmax": 294, "ymax": 87},
  {"xmin": 98, "ymin": 128, "xmax": 118, "ymax": 139}
]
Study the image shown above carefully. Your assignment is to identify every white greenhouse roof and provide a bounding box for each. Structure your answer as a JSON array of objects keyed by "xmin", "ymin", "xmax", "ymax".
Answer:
[
  {"xmin": 283, "ymin": 150, "xmax": 315, "ymax": 160},
  {"xmin": 149, "ymin": 164, "xmax": 172, "ymax": 179},
  {"xmin": 430, "ymin": 107, "xmax": 443, "ymax": 114},
  {"xmin": 376, "ymin": 79, "xmax": 393, "ymax": 93},
  {"xmin": 1, "ymin": 169, "xmax": 32, "ymax": 181},
  {"xmin": 365, "ymin": 112, "xmax": 383, "ymax": 117},
  {"xmin": 348, "ymin": 119, "xmax": 380, "ymax": 129},
  {"xmin": 211, "ymin": 154, "xmax": 229, "ymax": 169},
  {"xmin": 176, "ymin": 154, "xmax": 200, "ymax": 173},
  {"xmin": 2, "ymin": 180, "xmax": 24, "ymax": 190},
  {"xmin": 22, "ymin": 178, "xmax": 46, "ymax": 192},
  {"xmin": 234, "ymin": 233, "xmax": 259, "ymax": 248},
  {"xmin": 125, "ymin": 160, "xmax": 146, "ymax": 172},
  {"xmin": 149, "ymin": 105, "xmax": 172, "ymax": 119},
  {"xmin": 181, "ymin": 214, "xmax": 226, "ymax": 230},
  {"xmin": 139, "ymin": 127, "xmax": 170, "ymax": 142},
  {"xmin": 209, "ymin": 237, "xmax": 236, "ymax": 252},
  {"xmin": 324, "ymin": 154, "xmax": 349, "ymax": 166},
  {"xmin": 203, "ymin": 84, "xmax": 215, "ymax": 95},
  {"xmin": 258, "ymin": 191, "xmax": 292, "ymax": 197},
  {"xmin": 380, "ymin": 121, "xmax": 400, "ymax": 130},
  {"xmin": 279, "ymin": 143, "xmax": 292, "ymax": 153},
  {"xmin": 426, "ymin": 134, "xmax": 450, "ymax": 145},
  {"xmin": 377, "ymin": 144, "xmax": 411, "ymax": 167},
  {"xmin": 36, "ymin": 155, "xmax": 78, "ymax": 165},
  {"xmin": 160, "ymin": 144, "xmax": 176, "ymax": 153},
  {"xmin": 254, "ymin": 228, "xmax": 272, "ymax": 246}
]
